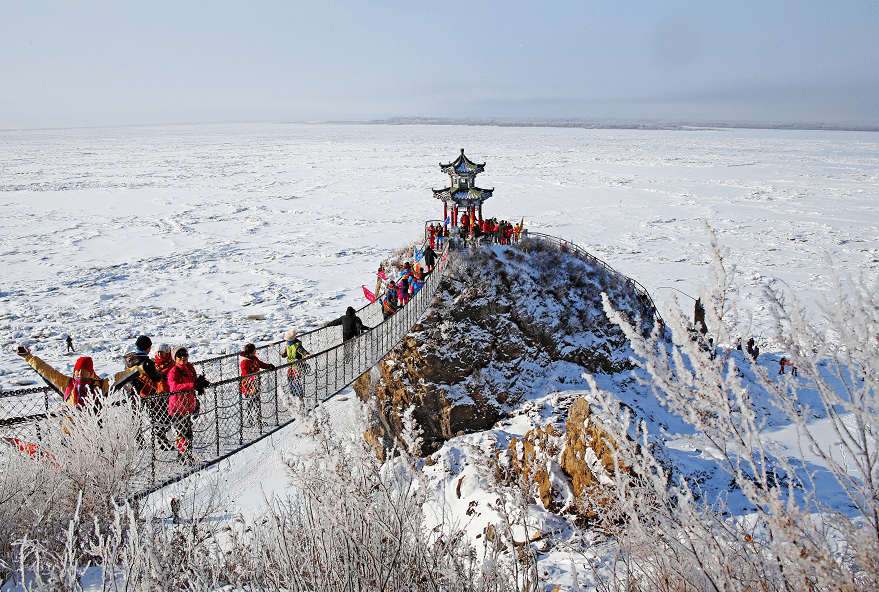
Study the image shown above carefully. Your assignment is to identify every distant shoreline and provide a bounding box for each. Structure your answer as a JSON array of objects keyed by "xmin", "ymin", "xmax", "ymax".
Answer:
[{"xmin": 356, "ymin": 117, "xmax": 879, "ymax": 133}]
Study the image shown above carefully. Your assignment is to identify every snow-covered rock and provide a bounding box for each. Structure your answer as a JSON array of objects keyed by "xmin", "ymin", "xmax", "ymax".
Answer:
[{"xmin": 355, "ymin": 239, "xmax": 657, "ymax": 456}]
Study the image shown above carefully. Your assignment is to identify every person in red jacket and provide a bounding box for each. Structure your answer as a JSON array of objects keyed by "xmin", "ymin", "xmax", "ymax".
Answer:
[
  {"xmin": 167, "ymin": 346, "xmax": 205, "ymax": 464},
  {"xmin": 239, "ymin": 343, "xmax": 274, "ymax": 427}
]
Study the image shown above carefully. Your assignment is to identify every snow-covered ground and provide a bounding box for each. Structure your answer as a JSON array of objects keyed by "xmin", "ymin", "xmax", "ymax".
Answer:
[
  {"xmin": 1, "ymin": 123, "xmax": 877, "ymax": 590},
  {"xmin": 1, "ymin": 123, "xmax": 877, "ymax": 388}
]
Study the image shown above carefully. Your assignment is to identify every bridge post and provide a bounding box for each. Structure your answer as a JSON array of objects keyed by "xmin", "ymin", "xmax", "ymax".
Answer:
[
  {"xmin": 274, "ymin": 370, "xmax": 280, "ymax": 426},
  {"xmin": 214, "ymin": 388, "xmax": 220, "ymax": 456},
  {"xmin": 150, "ymin": 422, "xmax": 156, "ymax": 485},
  {"xmin": 238, "ymin": 389, "xmax": 244, "ymax": 445}
]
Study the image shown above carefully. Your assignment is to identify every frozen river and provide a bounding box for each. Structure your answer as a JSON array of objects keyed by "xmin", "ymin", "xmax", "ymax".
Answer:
[{"xmin": 1, "ymin": 122, "xmax": 877, "ymax": 385}]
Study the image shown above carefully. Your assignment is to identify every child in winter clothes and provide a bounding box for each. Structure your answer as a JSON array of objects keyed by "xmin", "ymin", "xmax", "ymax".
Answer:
[
  {"xmin": 282, "ymin": 330, "xmax": 310, "ymax": 396},
  {"xmin": 167, "ymin": 346, "xmax": 205, "ymax": 463},
  {"xmin": 239, "ymin": 343, "xmax": 274, "ymax": 425},
  {"xmin": 399, "ymin": 278, "xmax": 411, "ymax": 304},
  {"xmin": 410, "ymin": 270, "xmax": 425, "ymax": 294}
]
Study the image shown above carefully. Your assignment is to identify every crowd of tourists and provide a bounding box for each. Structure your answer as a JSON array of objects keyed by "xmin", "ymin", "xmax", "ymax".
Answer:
[
  {"xmin": 426, "ymin": 217, "xmax": 525, "ymax": 250},
  {"xmin": 15, "ymin": 328, "xmax": 323, "ymax": 464},
  {"xmin": 12, "ymin": 242, "xmax": 443, "ymax": 464},
  {"xmin": 8, "ymin": 217, "xmax": 530, "ymax": 464}
]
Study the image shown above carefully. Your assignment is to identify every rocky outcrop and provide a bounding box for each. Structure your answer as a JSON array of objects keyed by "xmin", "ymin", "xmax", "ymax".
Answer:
[
  {"xmin": 495, "ymin": 397, "xmax": 620, "ymax": 515},
  {"xmin": 355, "ymin": 239, "xmax": 656, "ymax": 457},
  {"xmin": 558, "ymin": 397, "xmax": 618, "ymax": 497}
]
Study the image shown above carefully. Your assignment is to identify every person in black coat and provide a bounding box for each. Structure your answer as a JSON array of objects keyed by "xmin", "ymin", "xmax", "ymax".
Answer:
[
  {"xmin": 423, "ymin": 245, "xmax": 436, "ymax": 272},
  {"xmin": 124, "ymin": 335, "xmax": 171, "ymax": 449},
  {"xmin": 329, "ymin": 306, "xmax": 370, "ymax": 368},
  {"xmin": 329, "ymin": 306, "xmax": 370, "ymax": 342}
]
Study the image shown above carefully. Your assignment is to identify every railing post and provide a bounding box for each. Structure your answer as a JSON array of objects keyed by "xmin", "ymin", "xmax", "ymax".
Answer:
[
  {"xmin": 214, "ymin": 386, "xmax": 220, "ymax": 456},
  {"xmin": 258, "ymin": 384, "xmax": 263, "ymax": 435},
  {"xmin": 274, "ymin": 368, "xmax": 279, "ymax": 426},
  {"xmin": 151, "ymin": 420, "xmax": 156, "ymax": 486},
  {"xmin": 238, "ymin": 388, "xmax": 244, "ymax": 445}
]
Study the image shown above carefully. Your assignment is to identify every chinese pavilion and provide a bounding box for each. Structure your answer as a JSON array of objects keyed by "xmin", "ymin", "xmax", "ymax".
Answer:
[{"xmin": 432, "ymin": 149, "xmax": 494, "ymax": 226}]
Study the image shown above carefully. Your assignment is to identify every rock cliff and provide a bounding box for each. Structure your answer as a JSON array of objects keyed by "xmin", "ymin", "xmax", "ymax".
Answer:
[{"xmin": 355, "ymin": 238, "xmax": 657, "ymax": 457}]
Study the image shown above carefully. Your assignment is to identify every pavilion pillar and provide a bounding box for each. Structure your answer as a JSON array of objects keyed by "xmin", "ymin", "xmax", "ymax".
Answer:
[
  {"xmin": 478, "ymin": 203, "xmax": 482, "ymax": 222},
  {"xmin": 444, "ymin": 202, "xmax": 448, "ymax": 224}
]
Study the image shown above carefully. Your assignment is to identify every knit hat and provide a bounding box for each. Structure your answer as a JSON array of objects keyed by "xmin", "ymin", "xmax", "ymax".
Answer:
[
  {"xmin": 74, "ymin": 357, "xmax": 95, "ymax": 375},
  {"xmin": 284, "ymin": 330, "xmax": 297, "ymax": 341},
  {"xmin": 156, "ymin": 343, "xmax": 171, "ymax": 354},
  {"xmin": 135, "ymin": 335, "xmax": 152, "ymax": 351},
  {"xmin": 172, "ymin": 346, "xmax": 188, "ymax": 360}
]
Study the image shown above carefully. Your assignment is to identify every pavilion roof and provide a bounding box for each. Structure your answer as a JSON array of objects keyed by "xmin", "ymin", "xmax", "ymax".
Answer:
[
  {"xmin": 432, "ymin": 186, "xmax": 494, "ymax": 205},
  {"xmin": 440, "ymin": 149, "xmax": 486, "ymax": 176}
]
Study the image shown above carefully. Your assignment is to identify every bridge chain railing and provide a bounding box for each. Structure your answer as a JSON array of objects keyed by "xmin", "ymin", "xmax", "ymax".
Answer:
[{"xmin": 1, "ymin": 243, "xmax": 450, "ymax": 497}]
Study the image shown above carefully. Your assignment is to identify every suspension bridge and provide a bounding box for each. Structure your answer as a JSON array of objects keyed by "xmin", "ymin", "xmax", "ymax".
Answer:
[{"xmin": 0, "ymin": 232, "xmax": 662, "ymax": 499}]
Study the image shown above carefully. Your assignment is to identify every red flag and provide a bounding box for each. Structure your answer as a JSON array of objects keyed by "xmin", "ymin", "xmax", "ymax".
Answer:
[
  {"xmin": 377, "ymin": 270, "xmax": 388, "ymax": 281},
  {"xmin": 362, "ymin": 285, "xmax": 376, "ymax": 303}
]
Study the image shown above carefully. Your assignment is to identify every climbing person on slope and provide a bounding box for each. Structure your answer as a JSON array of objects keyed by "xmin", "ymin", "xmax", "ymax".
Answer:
[
  {"xmin": 281, "ymin": 330, "xmax": 311, "ymax": 397},
  {"xmin": 239, "ymin": 343, "xmax": 275, "ymax": 426}
]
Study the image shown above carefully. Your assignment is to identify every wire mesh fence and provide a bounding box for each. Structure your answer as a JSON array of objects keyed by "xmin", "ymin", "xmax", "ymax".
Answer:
[{"xmin": 0, "ymin": 244, "xmax": 451, "ymax": 497}]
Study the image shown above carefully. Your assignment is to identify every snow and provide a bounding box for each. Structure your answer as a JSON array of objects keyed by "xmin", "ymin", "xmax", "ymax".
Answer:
[{"xmin": 1, "ymin": 122, "xmax": 878, "ymax": 589}]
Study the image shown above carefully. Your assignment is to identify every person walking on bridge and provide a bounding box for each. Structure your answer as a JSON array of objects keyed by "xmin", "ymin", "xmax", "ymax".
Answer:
[
  {"xmin": 382, "ymin": 283, "xmax": 400, "ymax": 319},
  {"xmin": 167, "ymin": 347, "xmax": 205, "ymax": 464},
  {"xmin": 239, "ymin": 343, "xmax": 275, "ymax": 426},
  {"xmin": 423, "ymin": 245, "xmax": 436, "ymax": 273},
  {"xmin": 124, "ymin": 335, "xmax": 169, "ymax": 449},
  {"xmin": 282, "ymin": 330, "xmax": 311, "ymax": 397},
  {"xmin": 329, "ymin": 306, "xmax": 370, "ymax": 342},
  {"xmin": 328, "ymin": 306, "xmax": 370, "ymax": 372}
]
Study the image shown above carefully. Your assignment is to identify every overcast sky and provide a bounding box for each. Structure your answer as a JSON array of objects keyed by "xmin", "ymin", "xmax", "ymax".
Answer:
[{"xmin": 2, "ymin": 0, "xmax": 878, "ymax": 128}]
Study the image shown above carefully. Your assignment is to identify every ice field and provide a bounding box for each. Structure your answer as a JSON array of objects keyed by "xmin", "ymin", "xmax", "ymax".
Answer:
[{"xmin": 1, "ymin": 123, "xmax": 877, "ymax": 388}]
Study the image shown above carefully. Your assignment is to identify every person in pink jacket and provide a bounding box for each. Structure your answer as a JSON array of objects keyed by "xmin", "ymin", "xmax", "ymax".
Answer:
[{"xmin": 166, "ymin": 346, "xmax": 204, "ymax": 464}]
